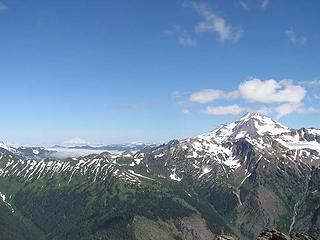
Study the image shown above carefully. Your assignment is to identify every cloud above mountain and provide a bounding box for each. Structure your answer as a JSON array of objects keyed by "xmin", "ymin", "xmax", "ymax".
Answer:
[
  {"xmin": 189, "ymin": 78, "xmax": 306, "ymax": 104},
  {"xmin": 238, "ymin": 79, "xmax": 306, "ymax": 103},
  {"xmin": 190, "ymin": 89, "xmax": 238, "ymax": 103},
  {"xmin": 176, "ymin": 77, "xmax": 317, "ymax": 118},
  {"xmin": 187, "ymin": 1, "xmax": 243, "ymax": 42},
  {"xmin": 202, "ymin": 104, "xmax": 243, "ymax": 115},
  {"xmin": 64, "ymin": 137, "xmax": 88, "ymax": 145},
  {"xmin": 165, "ymin": 1, "xmax": 243, "ymax": 47}
]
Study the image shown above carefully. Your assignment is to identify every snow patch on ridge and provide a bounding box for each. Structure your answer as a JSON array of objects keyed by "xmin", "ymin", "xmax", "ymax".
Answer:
[
  {"xmin": 275, "ymin": 131, "xmax": 320, "ymax": 153},
  {"xmin": 198, "ymin": 166, "xmax": 211, "ymax": 178},
  {"xmin": 0, "ymin": 142, "xmax": 17, "ymax": 153},
  {"xmin": 170, "ymin": 168, "xmax": 182, "ymax": 181},
  {"xmin": 0, "ymin": 192, "xmax": 14, "ymax": 213},
  {"xmin": 276, "ymin": 139, "xmax": 320, "ymax": 152},
  {"xmin": 33, "ymin": 149, "xmax": 39, "ymax": 155}
]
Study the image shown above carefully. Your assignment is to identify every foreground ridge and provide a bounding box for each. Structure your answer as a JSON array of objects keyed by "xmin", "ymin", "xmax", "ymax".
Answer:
[
  {"xmin": 216, "ymin": 229, "xmax": 317, "ymax": 240},
  {"xmin": 257, "ymin": 229, "xmax": 317, "ymax": 240}
]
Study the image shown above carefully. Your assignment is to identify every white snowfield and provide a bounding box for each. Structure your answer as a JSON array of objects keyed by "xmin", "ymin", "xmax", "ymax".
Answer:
[{"xmin": 275, "ymin": 131, "xmax": 320, "ymax": 152}]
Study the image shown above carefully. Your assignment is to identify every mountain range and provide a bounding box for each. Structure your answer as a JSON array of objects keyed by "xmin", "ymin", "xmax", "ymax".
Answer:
[
  {"xmin": 0, "ymin": 142, "xmax": 158, "ymax": 160},
  {"xmin": 51, "ymin": 142, "xmax": 157, "ymax": 152},
  {"xmin": 0, "ymin": 112, "xmax": 319, "ymax": 240}
]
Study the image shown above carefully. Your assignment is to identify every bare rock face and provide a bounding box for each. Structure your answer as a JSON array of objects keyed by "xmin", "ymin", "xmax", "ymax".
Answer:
[
  {"xmin": 257, "ymin": 229, "xmax": 317, "ymax": 240},
  {"xmin": 216, "ymin": 235, "xmax": 235, "ymax": 240},
  {"xmin": 292, "ymin": 233, "xmax": 317, "ymax": 240},
  {"xmin": 257, "ymin": 229, "xmax": 290, "ymax": 240},
  {"xmin": 217, "ymin": 229, "xmax": 318, "ymax": 240}
]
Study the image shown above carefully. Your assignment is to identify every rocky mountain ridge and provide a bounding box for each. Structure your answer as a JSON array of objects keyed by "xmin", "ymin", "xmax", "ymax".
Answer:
[
  {"xmin": 216, "ymin": 229, "xmax": 317, "ymax": 240},
  {"xmin": 0, "ymin": 142, "xmax": 157, "ymax": 160},
  {"xmin": 0, "ymin": 112, "xmax": 319, "ymax": 239}
]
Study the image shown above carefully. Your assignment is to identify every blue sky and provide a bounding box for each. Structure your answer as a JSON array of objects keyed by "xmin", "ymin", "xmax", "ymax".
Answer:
[{"xmin": 0, "ymin": 0, "xmax": 319, "ymax": 146}]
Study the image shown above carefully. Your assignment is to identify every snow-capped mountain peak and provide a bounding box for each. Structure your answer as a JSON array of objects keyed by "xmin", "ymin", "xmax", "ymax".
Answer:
[
  {"xmin": 197, "ymin": 112, "xmax": 290, "ymax": 143},
  {"xmin": 233, "ymin": 112, "xmax": 290, "ymax": 136},
  {"xmin": 0, "ymin": 141, "xmax": 17, "ymax": 153}
]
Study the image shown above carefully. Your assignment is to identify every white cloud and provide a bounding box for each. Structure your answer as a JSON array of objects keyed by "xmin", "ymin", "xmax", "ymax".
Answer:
[
  {"xmin": 187, "ymin": 2, "xmax": 243, "ymax": 42},
  {"xmin": 238, "ymin": 78, "xmax": 306, "ymax": 103},
  {"xmin": 240, "ymin": 0, "xmax": 269, "ymax": 10},
  {"xmin": 182, "ymin": 109, "xmax": 191, "ymax": 115},
  {"xmin": 184, "ymin": 77, "xmax": 316, "ymax": 118},
  {"xmin": 190, "ymin": 78, "xmax": 306, "ymax": 104},
  {"xmin": 275, "ymin": 103, "xmax": 318, "ymax": 119},
  {"xmin": 172, "ymin": 91, "xmax": 192, "ymax": 115},
  {"xmin": 246, "ymin": 106, "xmax": 272, "ymax": 115},
  {"xmin": 202, "ymin": 104, "xmax": 243, "ymax": 115},
  {"xmin": 202, "ymin": 105, "xmax": 272, "ymax": 116},
  {"xmin": 201, "ymin": 103, "xmax": 316, "ymax": 118},
  {"xmin": 239, "ymin": 1, "xmax": 249, "ymax": 10},
  {"xmin": 164, "ymin": 25, "xmax": 197, "ymax": 48},
  {"xmin": 0, "ymin": 2, "xmax": 8, "ymax": 11},
  {"xmin": 307, "ymin": 107, "xmax": 318, "ymax": 113},
  {"xmin": 64, "ymin": 137, "xmax": 88, "ymax": 145},
  {"xmin": 285, "ymin": 27, "xmax": 307, "ymax": 45},
  {"xmin": 163, "ymin": 25, "xmax": 181, "ymax": 36},
  {"xmin": 190, "ymin": 89, "xmax": 224, "ymax": 103},
  {"xmin": 189, "ymin": 89, "xmax": 238, "ymax": 103},
  {"xmin": 167, "ymin": 2, "xmax": 243, "ymax": 47},
  {"xmin": 178, "ymin": 35, "xmax": 197, "ymax": 47},
  {"xmin": 275, "ymin": 103, "xmax": 300, "ymax": 119},
  {"xmin": 300, "ymin": 80, "xmax": 320, "ymax": 86},
  {"xmin": 260, "ymin": 0, "xmax": 269, "ymax": 9},
  {"xmin": 239, "ymin": 0, "xmax": 249, "ymax": 10},
  {"xmin": 114, "ymin": 101, "xmax": 164, "ymax": 111}
]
